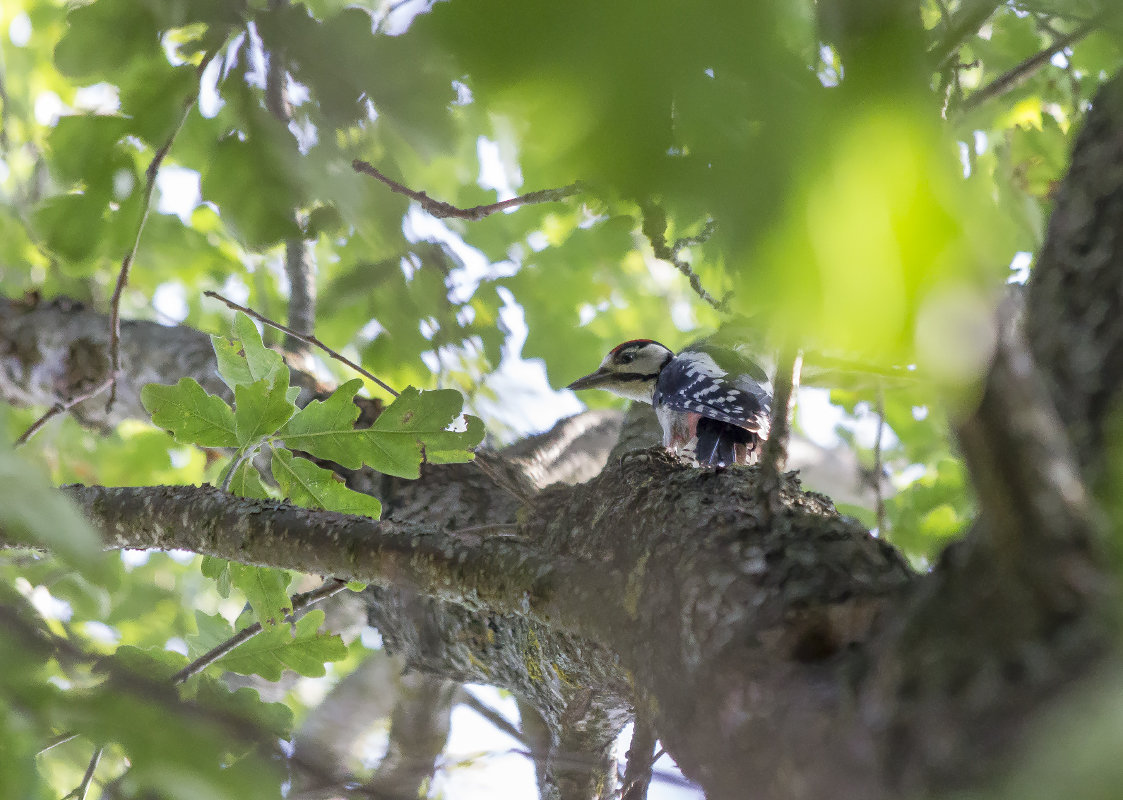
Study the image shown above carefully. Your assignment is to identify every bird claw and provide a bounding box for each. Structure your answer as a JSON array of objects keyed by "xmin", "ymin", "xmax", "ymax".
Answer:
[{"xmin": 618, "ymin": 447, "xmax": 657, "ymax": 468}]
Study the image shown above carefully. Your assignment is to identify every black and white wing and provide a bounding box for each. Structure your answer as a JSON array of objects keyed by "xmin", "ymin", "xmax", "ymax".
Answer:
[{"xmin": 652, "ymin": 342, "xmax": 772, "ymax": 434}]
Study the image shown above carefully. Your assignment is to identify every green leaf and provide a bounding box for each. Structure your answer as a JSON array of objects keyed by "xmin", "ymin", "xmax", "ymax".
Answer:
[
  {"xmin": 46, "ymin": 115, "xmax": 130, "ymax": 189},
  {"xmin": 211, "ymin": 336, "xmax": 256, "ymax": 391},
  {"xmin": 214, "ymin": 609, "xmax": 347, "ymax": 680},
  {"xmin": 271, "ymin": 449, "xmax": 381, "ymax": 518},
  {"xmin": 425, "ymin": 415, "xmax": 486, "ymax": 464},
  {"xmin": 201, "ymin": 135, "xmax": 303, "ymax": 248},
  {"xmin": 212, "ymin": 313, "xmax": 287, "ymax": 391},
  {"xmin": 32, "ymin": 193, "xmax": 106, "ymax": 266},
  {"xmin": 187, "ymin": 611, "xmax": 235, "ymax": 660},
  {"xmin": 233, "ymin": 313, "xmax": 287, "ymax": 386},
  {"xmin": 194, "ymin": 679, "xmax": 294, "ymax": 739},
  {"xmin": 111, "ymin": 645, "xmax": 187, "ymax": 682},
  {"xmin": 277, "ymin": 382, "xmax": 482, "ymax": 477},
  {"xmin": 142, "ymin": 378, "xmax": 238, "ymax": 447},
  {"xmin": 234, "ymin": 377, "xmax": 297, "ymax": 445},
  {"xmin": 364, "ymin": 387, "xmax": 484, "ymax": 478},
  {"xmin": 228, "ymin": 564, "xmax": 292, "ymax": 627},
  {"xmin": 276, "ymin": 378, "xmax": 364, "ymax": 467},
  {"xmin": 54, "ymin": 0, "xmax": 160, "ymax": 79},
  {"xmin": 200, "ymin": 555, "xmax": 232, "ymax": 597}
]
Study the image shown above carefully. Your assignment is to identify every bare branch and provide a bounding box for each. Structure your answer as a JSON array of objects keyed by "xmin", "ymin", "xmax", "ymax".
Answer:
[
  {"xmin": 60, "ymin": 746, "xmax": 101, "ymax": 800},
  {"xmin": 458, "ymin": 688, "xmax": 526, "ymax": 744},
  {"xmin": 169, "ymin": 578, "xmax": 350, "ymax": 685},
  {"xmin": 107, "ymin": 51, "xmax": 219, "ymax": 412},
  {"xmin": 640, "ymin": 202, "xmax": 727, "ymax": 312},
  {"xmin": 958, "ymin": 22, "xmax": 1096, "ymax": 114},
  {"xmin": 204, "ymin": 290, "xmax": 399, "ymax": 398},
  {"xmin": 14, "ymin": 376, "xmax": 115, "ymax": 448},
  {"xmin": 284, "ymin": 229, "xmax": 317, "ymax": 356},
  {"xmin": 620, "ymin": 714, "xmax": 658, "ymax": 800},
  {"xmin": 262, "ymin": 14, "xmax": 318, "ymax": 357},
  {"xmin": 928, "ymin": 0, "xmax": 1003, "ymax": 71},
  {"xmin": 351, "ymin": 159, "xmax": 582, "ymax": 220},
  {"xmin": 757, "ymin": 346, "xmax": 802, "ymax": 517},
  {"xmin": 873, "ymin": 389, "xmax": 886, "ymax": 535}
]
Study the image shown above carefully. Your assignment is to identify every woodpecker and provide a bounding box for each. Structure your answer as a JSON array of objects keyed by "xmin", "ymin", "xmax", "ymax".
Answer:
[{"xmin": 566, "ymin": 339, "xmax": 772, "ymax": 467}]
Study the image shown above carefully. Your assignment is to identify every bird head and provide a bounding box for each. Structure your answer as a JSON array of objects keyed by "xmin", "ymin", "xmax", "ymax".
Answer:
[{"xmin": 566, "ymin": 339, "xmax": 673, "ymax": 404}]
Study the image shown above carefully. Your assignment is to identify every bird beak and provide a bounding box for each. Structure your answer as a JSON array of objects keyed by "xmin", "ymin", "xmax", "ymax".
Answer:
[{"xmin": 566, "ymin": 368, "xmax": 611, "ymax": 391}]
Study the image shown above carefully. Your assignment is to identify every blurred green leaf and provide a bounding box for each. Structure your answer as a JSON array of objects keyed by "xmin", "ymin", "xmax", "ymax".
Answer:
[
  {"xmin": 0, "ymin": 436, "xmax": 108, "ymax": 581},
  {"xmin": 187, "ymin": 610, "xmax": 235, "ymax": 660},
  {"xmin": 201, "ymin": 135, "xmax": 303, "ymax": 249},
  {"xmin": 54, "ymin": 0, "xmax": 160, "ymax": 78},
  {"xmin": 200, "ymin": 555, "xmax": 232, "ymax": 597},
  {"xmin": 32, "ymin": 193, "xmax": 106, "ymax": 266}
]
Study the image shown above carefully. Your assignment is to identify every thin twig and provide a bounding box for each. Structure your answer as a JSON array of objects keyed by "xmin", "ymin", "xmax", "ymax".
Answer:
[
  {"xmin": 958, "ymin": 21, "xmax": 1096, "ymax": 113},
  {"xmin": 106, "ymin": 51, "xmax": 219, "ymax": 413},
  {"xmin": 458, "ymin": 688, "xmax": 526, "ymax": 744},
  {"xmin": 640, "ymin": 202, "xmax": 726, "ymax": 312},
  {"xmin": 38, "ymin": 732, "xmax": 80, "ymax": 755},
  {"xmin": 62, "ymin": 745, "xmax": 102, "ymax": 800},
  {"xmin": 204, "ymin": 290, "xmax": 399, "ymax": 397},
  {"xmin": 169, "ymin": 577, "xmax": 349, "ymax": 686},
  {"xmin": 756, "ymin": 346, "xmax": 802, "ymax": 521},
  {"xmin": 873, "ymin": 389, "xmax": 886, "ymax": 535},
  {"xmin": 928, "ymin": 0, "xmax": 1003, "ymax": 71},
  {"xmin": 13, "ymin": 377, "xmax": 116, "ymax": 448},
  {"xmin": 351, "ymin": 159, "xmax": 582, "ymax": 221}
]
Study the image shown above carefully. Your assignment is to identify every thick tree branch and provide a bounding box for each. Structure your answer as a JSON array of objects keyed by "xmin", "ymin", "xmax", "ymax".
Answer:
[
  {"xmin": 56, "ymin": 483, "xmax": 583, "ymax": 626},
  {"xmin": 863, "ymin": 74, "xmax": 1123, "ymax": 795},
  {"xmin": 620, "ymin": 715, "xmax": 658, "ymax": 800},
  {"xmin": 368, "ymin": 671, "xmax": 456, "ymax": 799},
  {"xmin": 1026, "ymin": 73, "xmax": 1123, "ymax": 480}
]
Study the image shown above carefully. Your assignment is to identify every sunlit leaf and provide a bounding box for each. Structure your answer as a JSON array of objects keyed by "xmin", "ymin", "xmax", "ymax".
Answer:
[
  {"xmin": 141, "ymin": 378, "xmax": 238, "ymax": 447},
  {"xmin": 214, "ymin": 609, "xmax": 347, "ymax": 679},
  {"xmin": 271, "ymin": 448, "xmax": 382, "ymax": 518}
]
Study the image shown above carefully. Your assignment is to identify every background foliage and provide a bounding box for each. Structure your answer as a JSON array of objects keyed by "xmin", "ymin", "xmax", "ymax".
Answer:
[{"xmin": 1, "ymin": 0, "xmax": 1121, "ymax": 795}]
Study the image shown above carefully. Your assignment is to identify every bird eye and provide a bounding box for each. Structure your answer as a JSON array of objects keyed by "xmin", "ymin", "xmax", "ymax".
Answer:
[{"xmin": 618, "ymin": 352, "xmax": 635, "ymax": 364}]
